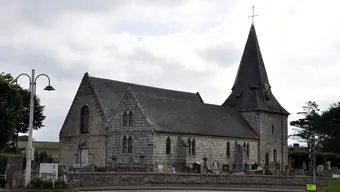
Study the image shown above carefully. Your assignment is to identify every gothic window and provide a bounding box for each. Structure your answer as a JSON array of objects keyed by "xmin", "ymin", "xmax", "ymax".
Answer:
[
  {"xmin": 80, "ymin": 105, "xmax": 90, "ymax": 134},
  {"xmin": 187, "ymin": 138, "xmax": 191, "ymax": 155},
  {"xmin": 122, "ymin": 136, "xmax": 127, "ymax": 153},
  {"xmin": 166, "ymin": 137, "xmax": 171, "ymax": 154},
  {"xmin": 226, "ymin": 141, "xmax": 230, "ymax": 158},
  {"xmin": 128, "ymin": 111, "xmax": 134, "ymax": 126},
  {"xmin": 122, "ymin": 111, "xmax": 128, "ymax": 126},
  {"xmin": 192, "ymin": 139, "xmax": 196, "ymax": 155},
  {"xmin": 273, "ymin": 149, "xmax": 277, "ymax": 162},
  {"xmin": 128, "ymin": 136, "xmax": 133, "ymax": 153},
  {"xmin": 272, "ymin": 125, "xmax": 275, "ymax": 134},
  {"xmin": 243, "ymin": 142, "xmax": 246, "ymax": 148},
  {"xmin": 246, "ymin": 142, "xmax": 250, "ymax": 157}
]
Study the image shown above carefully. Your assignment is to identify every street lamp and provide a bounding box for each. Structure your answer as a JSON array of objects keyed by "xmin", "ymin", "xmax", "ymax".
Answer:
[
  {"xmin": 306, "ymin": 101, "xmax": 316, "ymax": 184},
  {"xmin": 13, "ymin": 69, "xmax": 54, "ymax": 186}
]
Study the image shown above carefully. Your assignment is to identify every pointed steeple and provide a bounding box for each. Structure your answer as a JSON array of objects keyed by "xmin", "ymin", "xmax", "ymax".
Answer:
[{"xmin": 222, "ymin": 24, "xmax": 289, "ymax": 115}]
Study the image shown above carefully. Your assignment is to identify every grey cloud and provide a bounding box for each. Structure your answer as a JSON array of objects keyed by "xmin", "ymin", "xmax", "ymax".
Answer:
[
  {"xmin": 196, "ymin": 42, "xmax": 241, "ymax": 68},
  {"xmin": 123, "ymin": 48, "xmax": 217, "ymax": 94},
  {"xmin": 0, "ymin": 44, "xmax": 90, "ymax": 81}
]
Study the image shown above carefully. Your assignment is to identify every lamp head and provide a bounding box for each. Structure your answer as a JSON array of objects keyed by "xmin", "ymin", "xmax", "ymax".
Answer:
[{"xmin": 43, "ymin": 85, "xmax": 55, "ymax": 91}]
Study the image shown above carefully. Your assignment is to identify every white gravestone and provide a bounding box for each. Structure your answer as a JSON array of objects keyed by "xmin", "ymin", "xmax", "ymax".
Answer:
[
  {"xmin": 327, "ymin": 161, "xmax": 331, "ymax": 171},
  {"xmin": 39, "ymin": 163, "xmax": 58, "ymax": 182}
]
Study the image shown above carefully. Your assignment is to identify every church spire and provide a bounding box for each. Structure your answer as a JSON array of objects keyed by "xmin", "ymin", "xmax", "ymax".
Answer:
[{"xmin": 222, "ymin": 24, "xmax": 289, "ymax": 115}]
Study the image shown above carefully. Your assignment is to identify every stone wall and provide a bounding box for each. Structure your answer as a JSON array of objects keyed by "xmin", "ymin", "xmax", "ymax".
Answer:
[
  {"xmin": 66, "ymin": 172, "xmax": 333, "ymax": 188},
  {"xmin": 153, "ymin": 134, "xmax": 259, "ymax": 172},
  {"xmin": 107, "ymin": 89, "xmax": 154, "ymax": 171},
  {"xmin": 242, "ymin": 111, "xmax": 288, "ymax": 169},
  {"xmin": 59, "ymin": 74, "xmax": 107, "ymax": 167}
]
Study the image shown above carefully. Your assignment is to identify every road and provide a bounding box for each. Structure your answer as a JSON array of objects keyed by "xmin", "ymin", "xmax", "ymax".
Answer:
[{"xmin": 81, "ymin": 190, "xmax": 301, "ymax": 192}]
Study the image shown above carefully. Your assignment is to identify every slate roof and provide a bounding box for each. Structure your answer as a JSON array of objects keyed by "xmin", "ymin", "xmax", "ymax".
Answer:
[
  {"xmin": 86, "ymin": 73, "xmax": 204, "ymax": 118},
  {"xmin": 222, "ymin": 25, "xmax": 289, "ymax": 115},
  {"xmin": 133, "ymin": 92, "xmax": 259, "ymax": 139}
]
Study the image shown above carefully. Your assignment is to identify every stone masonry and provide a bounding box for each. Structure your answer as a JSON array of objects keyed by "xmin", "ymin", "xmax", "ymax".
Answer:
[
  {"xmin": 242, "ymin": 112, "xmax": 288, "ymax": 169},
  {"xmin": 106, "ymin": 89, "xmax": 259, "ymax": 173},
  {"xmin": 67, "ymin": 172, "xmax": 333, "ymax": 188},
  {"xmin": 107, "ymin": 89, "xmax": 154, "ymax": 171},
  {"xmin": 59, "ymin": 76, "xmax": 107, "ymax": 167}
]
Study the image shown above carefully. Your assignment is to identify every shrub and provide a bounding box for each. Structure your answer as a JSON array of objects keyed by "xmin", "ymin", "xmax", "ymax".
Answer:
[{"xmin": 27, "ymin": 178, "xmax": 67, "ymax": 189}]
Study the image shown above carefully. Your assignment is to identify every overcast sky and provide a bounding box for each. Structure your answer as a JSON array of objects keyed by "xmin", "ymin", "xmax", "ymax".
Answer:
[{"xmin": 1, "ymin": 0, "xmax": 339, "ymax": 144}]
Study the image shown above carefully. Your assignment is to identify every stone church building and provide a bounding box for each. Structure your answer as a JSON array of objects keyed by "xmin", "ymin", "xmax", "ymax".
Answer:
[{"xmin": 59, "ymin": 24, "xmax": 289, "ymax": 173}]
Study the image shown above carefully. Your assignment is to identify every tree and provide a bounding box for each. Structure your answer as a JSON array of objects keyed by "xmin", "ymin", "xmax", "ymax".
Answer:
[
  {"xmin": 0, "ymin": 72, "xmax": 46, "ymax": 152},
  {"xmin": 0, "ymin": 73, "xmax": 22, "ymax": 151},
  {"xmin": 290, "ymin": 101, "xmax": 321, "ymax": 147},
  {"xmin": 316, "ymin": 102, "xmax": 340, "ymax": 153}
]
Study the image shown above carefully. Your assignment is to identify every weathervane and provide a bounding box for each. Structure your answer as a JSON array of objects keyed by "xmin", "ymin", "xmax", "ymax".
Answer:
[{"xmin": 248, "ymin": 6, "xmax": 258, "ymax": 25}]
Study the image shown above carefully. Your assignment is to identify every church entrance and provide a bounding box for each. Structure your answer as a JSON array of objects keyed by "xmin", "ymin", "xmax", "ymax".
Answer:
[{"xmin": 80, "ymin": 148, "xmax": 89, "ymax": 166}]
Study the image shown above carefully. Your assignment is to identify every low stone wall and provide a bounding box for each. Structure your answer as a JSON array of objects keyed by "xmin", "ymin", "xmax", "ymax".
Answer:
[{"xmin": 67, "ymin": 172, "xmax": 334, "ymax": 188}]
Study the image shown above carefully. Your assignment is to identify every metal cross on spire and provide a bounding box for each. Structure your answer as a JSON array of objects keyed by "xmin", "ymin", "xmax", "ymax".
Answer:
[{"xmin": 248, "ymin": 6, "xmax": 258, "ymax": 25}]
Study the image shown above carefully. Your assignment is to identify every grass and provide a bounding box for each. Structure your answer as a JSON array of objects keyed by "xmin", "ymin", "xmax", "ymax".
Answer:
[
  {"xmin": 17, "ymin": 141, "xmax": 59, "ymax": 158},
  {"xmin": 320, "ymin": 179, "xmax": 340, "ymax": 192}
]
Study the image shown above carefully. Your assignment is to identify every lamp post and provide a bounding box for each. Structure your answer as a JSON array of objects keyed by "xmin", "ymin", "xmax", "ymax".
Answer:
[
  {"xmin": 13, "ymin": 69, "xmax": 55, "ymax": 186},
  {"xmin": 306, "ymin": 101, "xmax": 316, "ymax": 184}
]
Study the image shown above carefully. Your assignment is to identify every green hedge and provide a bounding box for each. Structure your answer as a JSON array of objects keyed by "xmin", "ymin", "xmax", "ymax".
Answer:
[{"xmin": 289, "ymin": 151, "xmax": 340, "ymax": 168}]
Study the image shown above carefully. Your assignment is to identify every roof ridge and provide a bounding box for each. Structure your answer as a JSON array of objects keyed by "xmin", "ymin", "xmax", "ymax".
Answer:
[{"xmin": 88, "ymin": 75, "xmax": 199, "ymax": 96}]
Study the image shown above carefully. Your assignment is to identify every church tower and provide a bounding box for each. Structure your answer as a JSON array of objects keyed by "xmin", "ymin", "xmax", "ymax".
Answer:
[{"xmin": 223, "ymin": 24, "xmax": 290, "ymax": 169}]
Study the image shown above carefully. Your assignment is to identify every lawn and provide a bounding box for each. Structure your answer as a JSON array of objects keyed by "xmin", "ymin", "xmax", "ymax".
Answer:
[
  {"xmin": 17, "ymin": 141, "xmax": 59, "ymax": 158},
  {"xmin": 320, "ymin": 179, "xmax": 340, "ymax": 192}
]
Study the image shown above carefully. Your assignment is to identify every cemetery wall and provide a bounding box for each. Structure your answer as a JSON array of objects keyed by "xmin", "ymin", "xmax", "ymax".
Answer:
[{"xmin": 67, "ymin": 172, "xmax": 334, "ymax": 188}]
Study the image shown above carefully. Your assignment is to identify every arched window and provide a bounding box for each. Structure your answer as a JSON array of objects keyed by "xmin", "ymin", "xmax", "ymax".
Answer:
[
  {"xmin": 246, "ymin": 142, "xmax": 250, "ymax": 157},
  {"xmin": 187, "ymin": 138, "xmax": 191, "ymax": 155},
  {"xmin": 122, "ymin": 136, "xmax": 127, "ymax": 153},
  {"xmin": 226, "ymin": 141, "xmax": 230, "ymax": 158},
  {"xmin": 128, "ymin": 111, "xmax": 134, "ymax": 126},
  {"xmin": 272, "ymin": 125, "xmax": 275, "ymax": 134},
  {"xmin": 80, "ymin": 105, "xmax": 90, "ymax": 134},
  {"xmin": 243, "ymin": 142, "xmax": 246, "ymax": 148},
  {"xmin": 128, "ymin": 136, "xmax": 133, "ymax": 153},
  {"xmin": 166, "ymin": 137, "xmax": 171, "ymax": 154},
  {"xmin": 122, "ymin": 112, "xmax": 128, "ymax": 126},
  {"xmin": 273, "ymin": 149, "xmax": 277, "ymax": 162},
  {"xmin": 192, "ymin": 139, "xmax": 196, "ymax": 155}
]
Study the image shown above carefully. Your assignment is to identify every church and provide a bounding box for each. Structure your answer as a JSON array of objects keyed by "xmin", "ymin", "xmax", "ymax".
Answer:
[{"xmin": 59, "ymin": 24, "xmax": 289, "ymax": 173}]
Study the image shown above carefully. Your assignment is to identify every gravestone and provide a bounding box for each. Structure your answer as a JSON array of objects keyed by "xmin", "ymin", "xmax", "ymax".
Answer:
[
  {"xmin": 129, "ymin": 156, "xmax": 133, "ymax": 171},
  {"xmin": 331, "ymin": 167, "xmax": 338, "ymax": 174},
  {"xmin": 251, "ymin": 163, "xmax": 258, "ymax": 170},
  {"xmin": 327, "ymin": 161, "xmax": 331, "ymax": 171},
  {"xmin": 317, "ymin": 164, "xmax": 324, "ymax": 175},
  {"xmin": 111, "ymin": 155, "xmax": 117, "ymax": 171},
  {"xmin": 212, "ymin": 161, "xmax": 219, "ymax": 171},
  {"xmin": 272, "ymin": 169, "xmax": 279, "ymax": 175},
  {"xmin": 302, "ymin": 161, "xmax": 307, "ymax": 171}
]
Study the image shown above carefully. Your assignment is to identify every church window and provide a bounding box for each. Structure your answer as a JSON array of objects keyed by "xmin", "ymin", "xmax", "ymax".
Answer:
[
  {"xmin": 192, "ymin": 139, "xmax": 196, "ymax": 155},
  {"xmin": 273, "ymin": 149, "xmax": 277, "ymax": 162},
  {"xmin": 187, "ymin": 138, "xmax": 191, "ymax": 155},
  {"xmin": 272, "ymin": 125, "xmax": 275, "ymax": 134},
  {"xmin": 128, "ymin": 111, "xmax": 134, "ymax": 126},
  {"xmin": 246, "ymin": 142, "xmax": 250, "ymax": 157},
  {"xmin": 243, "ymin": 142, "xmax": 246, "ymax": 148},
  {"xmin": 226, "ymin": 141, "xmax": 230, "ymax": 158},
  {"xmin": 80, "ymin": 105, "xmax": 90, "ymax": 134},
  {"xmin": 122, "ymin": 136, "xmax": 127, "ymax": 153},
  {"xmin": 122, "ymin": 112, "xmax": 128, "ymax": 126},
  {"xmin": 166, "ymin": 137, "xmax": 171, "ymax": 154},
  {"xmin": 128, "ymin": 136, "xmax": 133, "ymax": 153}
]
